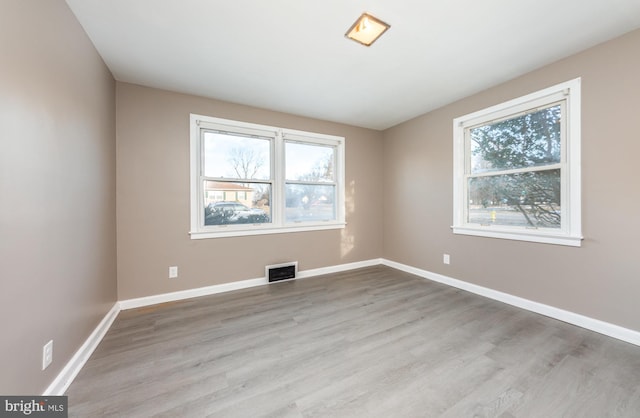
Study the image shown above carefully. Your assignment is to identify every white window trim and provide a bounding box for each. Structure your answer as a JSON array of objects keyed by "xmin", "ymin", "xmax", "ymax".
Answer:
[
  {"xmin": 452, "ymin": 78, "xmax": 582, "ymax": 247},
  {"xmin": 190, "ymin": 114, "xmax": 346, "ymax": 239}
]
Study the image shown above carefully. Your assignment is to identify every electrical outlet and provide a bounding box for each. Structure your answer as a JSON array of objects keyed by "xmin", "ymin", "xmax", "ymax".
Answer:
[
  {"xmin": 42, "ymin": 340, "xmax": 53, "ymax": 370},
  {"xmin": 169, "ymin": 266, "xmax": 178, "ymax": 279},
  {"xmin": 443, "ymin": 254, "xmax": 450, "ymax": 265}
]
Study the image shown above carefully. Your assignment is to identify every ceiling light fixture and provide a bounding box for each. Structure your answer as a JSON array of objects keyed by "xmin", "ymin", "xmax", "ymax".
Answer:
[{"xmin": 345, "ymin": 13, "xmax": 390, "ymax": 47}]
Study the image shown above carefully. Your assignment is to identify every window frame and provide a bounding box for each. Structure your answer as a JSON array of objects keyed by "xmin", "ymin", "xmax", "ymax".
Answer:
[
  {"xmin": 190, "ymin": 114, "xmax": 346, "ymax": 239},
  {"xmin": 452, "ymin": 78, "xmax": 582, "ymax": 246}
]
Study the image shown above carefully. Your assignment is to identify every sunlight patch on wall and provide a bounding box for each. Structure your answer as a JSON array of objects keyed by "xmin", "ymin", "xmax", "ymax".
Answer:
[{"xmin": 341, "ymin": 180, "xmax": 356, "ymax": 257}]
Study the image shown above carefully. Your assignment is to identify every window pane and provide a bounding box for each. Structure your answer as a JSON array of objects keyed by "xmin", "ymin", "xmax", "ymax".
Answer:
[
  {"xmin": 285, "ymin": 142, "xmax": 335, "ymax": 182},
  {"xmin": 470, "ymin": 104, "xmax": 561, "ymax": 174},
  {"xmin": 204, "ymin": 181, "xmax": 271, "ymax": 225},
  {"xmin": 203, "ymin": 131, "xmax": 270, "ymax": 180},
  {"xmin": 468, "ymin": 169, "xmax": 560, "ymax": 228},
  {"xmin": 285, "ymin": 184, "xmax": 335, "ymax": 222}
]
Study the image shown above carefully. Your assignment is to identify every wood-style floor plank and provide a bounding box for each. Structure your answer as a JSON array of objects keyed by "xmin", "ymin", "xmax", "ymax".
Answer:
[{"xmin": 66, "ymin": 266, "xmax": 640, "ymax": 417}]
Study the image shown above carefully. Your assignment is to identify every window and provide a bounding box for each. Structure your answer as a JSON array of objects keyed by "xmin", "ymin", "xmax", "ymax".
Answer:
[
  {"xmin": 190, "ymin": 114, "xmax": 345, "ymax": 239},
  {"xmin": 285, "ymin": 141, "xmax": 337, "ymax": 223},
  {"xmin": 453, "ymin": 78, "xmax": 582, "ymax": 246}
]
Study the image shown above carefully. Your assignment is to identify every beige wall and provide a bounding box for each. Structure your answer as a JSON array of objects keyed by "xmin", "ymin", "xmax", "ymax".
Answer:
[
  {"xmin": 383, "ymin": 29, "xmax": 640, "ymax": 332},
  {"xmin": 0, "ymin": 0, "xmax": 117, "ymax": 394},
  {"xmin": 116, "ymin": 83, "xmax": 383, "ymax": 299}
]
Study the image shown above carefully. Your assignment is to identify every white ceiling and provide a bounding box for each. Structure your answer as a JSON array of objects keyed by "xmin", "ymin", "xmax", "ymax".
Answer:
[{"xmin": 65, "ymin": 0, "xmax": 640, "ymax": 130}]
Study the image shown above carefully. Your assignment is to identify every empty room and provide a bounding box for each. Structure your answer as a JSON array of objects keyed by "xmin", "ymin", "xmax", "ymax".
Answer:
[{"xmin": 2, "ymin": 0, "xmax": 640, "ymax": 416}]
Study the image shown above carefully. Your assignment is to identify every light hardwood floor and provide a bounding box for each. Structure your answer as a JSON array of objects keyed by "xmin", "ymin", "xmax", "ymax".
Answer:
[{"xmin": 66, "ymin": 266, "xmax": 640, "ymax": 417}]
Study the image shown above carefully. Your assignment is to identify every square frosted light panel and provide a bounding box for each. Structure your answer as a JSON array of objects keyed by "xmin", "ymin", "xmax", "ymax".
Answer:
[{"xmin": 345, "ymin": 13, "xmax": 390, "ymax": 46}]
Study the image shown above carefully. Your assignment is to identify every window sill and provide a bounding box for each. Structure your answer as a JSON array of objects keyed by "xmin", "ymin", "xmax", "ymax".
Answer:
[
  {"xmin": 190, "ymin": 222, "xmax": 346, "ymax": 239},
  {"xmin": 452, "ymin": 225, "xmax": 582, "ymax": 247}
]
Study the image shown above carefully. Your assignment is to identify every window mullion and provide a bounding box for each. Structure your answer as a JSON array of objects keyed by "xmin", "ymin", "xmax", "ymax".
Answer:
[{"xmin": 273, "ymin": 130, "xmax": 285, "ymax": 227}]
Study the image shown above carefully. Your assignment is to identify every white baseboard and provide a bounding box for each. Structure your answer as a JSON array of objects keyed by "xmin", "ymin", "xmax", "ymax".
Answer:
[
  {"xmin": 119, "ymin": 277, "xmax": 267, "ymax": 310},
  {"xmin": 296, "ymin": 259, "xmax": 382, "ymax": 279},
  {"xmin": 119, "ymin": 258, "xmax": 382, "ymax": 310},
  {"xmin": 381, "ymin": 258, "xmax": 640, "ymax": 347},
  {"xmin": 46, "ymin": 257, "xmax": 640, "ymax": 397},
  {"xmin": 43, "ymin": 302, "xmax": 121, "ymax": 396}
]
